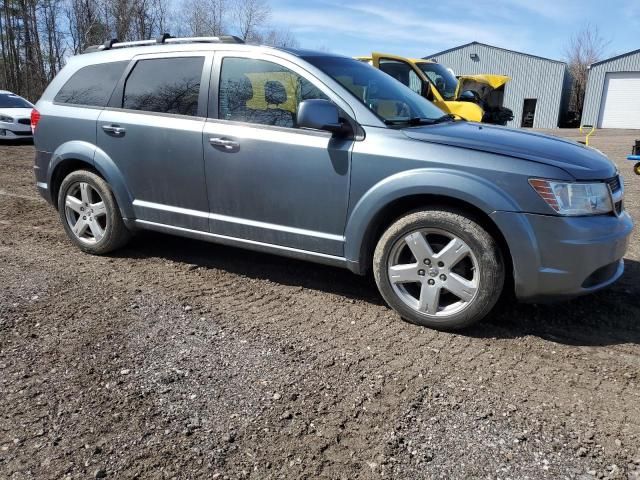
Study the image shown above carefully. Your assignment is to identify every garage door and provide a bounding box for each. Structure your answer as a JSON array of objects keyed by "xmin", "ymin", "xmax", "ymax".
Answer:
[{"xmin": 598, "ymin": 72, "xmax": 640, "ymax": 129}]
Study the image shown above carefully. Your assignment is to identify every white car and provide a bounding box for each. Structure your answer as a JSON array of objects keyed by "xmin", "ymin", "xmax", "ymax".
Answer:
[{"xmin": 0, "ymin": 90, "xmax": 34, "ymax": 140}]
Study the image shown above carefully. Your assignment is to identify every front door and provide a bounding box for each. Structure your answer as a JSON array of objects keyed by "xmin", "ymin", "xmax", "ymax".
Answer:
[
  {"xmin": 203, "ymin": 54, "xmax": 353, "ymax": 256},
  {"xmin": 372, "ymin": 53, "xmax": 438, "ymax": 104},
  {"xmin": 97, "ymin": 52, "xmax": 212, "ymax": 231}
]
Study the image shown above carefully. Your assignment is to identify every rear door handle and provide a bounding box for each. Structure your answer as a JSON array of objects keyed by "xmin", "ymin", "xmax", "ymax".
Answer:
[
  {"xmin": 209, "ymin": 137, "xmax": 239, "ymax": 151},
  {"xmin": 102, "ymin": 125, "xmax": 126, "ymax": 136}
]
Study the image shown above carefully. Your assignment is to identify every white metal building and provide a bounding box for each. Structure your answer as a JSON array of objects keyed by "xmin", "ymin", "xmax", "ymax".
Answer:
[
  {"xmin": 427, "ymin": 42, "xmax": 572, "ymax": 129},
  {"xmin": 582, "ymin": 49, "xmax": 640, "ymax": 129}
]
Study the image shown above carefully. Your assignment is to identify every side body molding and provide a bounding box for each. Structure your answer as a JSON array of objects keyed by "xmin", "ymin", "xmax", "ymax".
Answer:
[
  {"xmin": 343, "ymin": 168, "xmax": 521, "ymax": 273},
  {"xmin": 48, "ymin": 141, "xmax": 134, "ymax": 219}
]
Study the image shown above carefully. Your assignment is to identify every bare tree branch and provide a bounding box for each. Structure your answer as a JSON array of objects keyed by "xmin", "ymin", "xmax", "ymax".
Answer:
[
  {"xmin": 0, "ymin": 0, "xmax": 299, "ymax": 99},
  {"xmin": 564, "ymin": 24, "xmax": 610, "ymax": 118},
  {"xmin": 232, "ymin": 0, "xmax": 269, "ymax": 41}
]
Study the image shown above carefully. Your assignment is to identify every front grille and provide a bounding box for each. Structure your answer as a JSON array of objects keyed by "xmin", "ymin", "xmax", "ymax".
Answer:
[
  {"xmin": 606, "ymin": 176, "xmax": 621, "ymax": 193},
  {"xmin": 17, "ymin": 118, "xmax": 30, "ymax": 125}
]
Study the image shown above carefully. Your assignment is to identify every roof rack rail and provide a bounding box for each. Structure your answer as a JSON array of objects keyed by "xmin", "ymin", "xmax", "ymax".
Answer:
[{"xmin": 83, "ymin": 34, "xmax": 244, "ymax": 53}]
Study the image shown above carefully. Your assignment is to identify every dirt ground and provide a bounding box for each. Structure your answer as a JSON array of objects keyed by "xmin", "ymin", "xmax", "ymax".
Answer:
[{"xmin": 1, "ymin": 129, "xmax": 639, "ymax": 480}]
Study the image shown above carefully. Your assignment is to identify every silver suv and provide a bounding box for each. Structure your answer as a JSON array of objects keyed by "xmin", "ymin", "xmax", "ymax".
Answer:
[{"xmin": 33, "ymin": 36, "xmax": 633, "ymax": 330}]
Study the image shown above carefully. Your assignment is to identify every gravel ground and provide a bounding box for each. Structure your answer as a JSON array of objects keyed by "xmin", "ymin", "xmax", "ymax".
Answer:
[{"xmin": 1, "ymin": 129, "xmax": 639, "ymax": 479}]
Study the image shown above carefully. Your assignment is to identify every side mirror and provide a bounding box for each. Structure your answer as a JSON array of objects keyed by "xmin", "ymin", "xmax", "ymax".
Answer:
[
  {"xmin": 459, "ymin": 90, "xmax": 477, "ymax": 102},
  {"xmin": 297, "ymin": 99, "xmax": 345, "ymax": 135}
]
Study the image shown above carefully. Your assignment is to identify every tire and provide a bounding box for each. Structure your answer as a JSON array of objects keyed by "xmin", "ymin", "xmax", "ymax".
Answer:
[
  {"xmin": 57, "ymin": 169, "xmax": 131, "ymax": 254},
  {"xmin": 373, "ymin": 208, "xmax": 504, "ymax": 330}
]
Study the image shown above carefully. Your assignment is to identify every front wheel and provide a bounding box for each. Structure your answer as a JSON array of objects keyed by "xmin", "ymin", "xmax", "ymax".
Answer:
[{"xmin": 373, "ymin": 209, "xmax": 505, "ymax": 330}]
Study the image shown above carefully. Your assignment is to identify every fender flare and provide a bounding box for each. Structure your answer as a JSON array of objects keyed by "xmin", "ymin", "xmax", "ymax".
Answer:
[
  {"xmin": 343, "ymin": 168, "xmax": 520, "ymax": 269},
  {"xmin": 47, "ymin": 141, "xmax": 134, "ymax": 219}
]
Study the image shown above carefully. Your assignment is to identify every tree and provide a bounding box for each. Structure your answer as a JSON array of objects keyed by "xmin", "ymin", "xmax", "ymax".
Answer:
[
  {"xmin": 259, "ymin": 27, "xmax": 298, "ymax": 48},
  {"xmin": 182, "ymin": 0, "xmax": 226, "ymax": 37},
  {"xmin": 65, "ymin": 0, "xmax": 109, "ymax": 54},
  {"xmin": 564, "ymin": 25, "xmax": 609, "ymax": 119},
  {"xmin": 0, "ymin": 0, "xmax": 299, "ymax": 99},
  {"xmin": 232, "ymin": 0, "xmax": 269, "ymax": 42},
  {"xmin": 39, "ymin": 0, "xmax": 66, "ymax": 79}
]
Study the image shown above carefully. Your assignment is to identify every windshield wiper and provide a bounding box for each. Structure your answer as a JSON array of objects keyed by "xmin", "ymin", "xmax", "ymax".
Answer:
[
  {"xmin": 432, "ymin": 114, "xmax": 458, "ymax": 124},
  {"xmin": 383, "ymin": 117, "xmax": 437, "ymax": 126}
]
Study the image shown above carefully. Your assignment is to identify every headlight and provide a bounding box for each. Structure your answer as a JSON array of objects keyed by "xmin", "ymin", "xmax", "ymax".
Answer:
[
  {"xmin": 529, "ymin": 178, "xmax": 613, "ymax": 215},
  {"xmin": 0, "ymin": 115, "xmax": 14, "ymax": 123}
]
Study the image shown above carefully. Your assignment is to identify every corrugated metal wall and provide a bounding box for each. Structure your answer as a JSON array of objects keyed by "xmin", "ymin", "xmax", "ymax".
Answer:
[
  {"xmin": 582, "ymin": 50, "xmax": 640, "ymax": 127},
  {"xmin": 430, "ymin": 43, "xmax": 569, "ymax": 129}
]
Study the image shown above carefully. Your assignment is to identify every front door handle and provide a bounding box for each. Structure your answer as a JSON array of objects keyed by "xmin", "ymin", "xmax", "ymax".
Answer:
[
  {"xmin": 209, "ymin": 137, "xmax": 239, "ymax": 151},
  {"xmin": 102, "ymin": 125, "xmax": 126, "ymax": 136}
]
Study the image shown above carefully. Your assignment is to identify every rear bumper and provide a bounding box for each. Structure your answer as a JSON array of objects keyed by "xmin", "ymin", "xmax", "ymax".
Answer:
[
  {"xmin": 491, "ymin": 211, "xmax": 633, "ymax": 301},
  {"xmin": 34, "ymin": 150, "xmax": 54, "ymax": 205}
]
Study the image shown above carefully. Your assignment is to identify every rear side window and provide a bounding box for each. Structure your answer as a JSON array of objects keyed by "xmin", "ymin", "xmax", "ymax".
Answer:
[
  {"xmin": 54, "ymin": 61, "xmax": 128, "ymax": 107},
  {"xmin": 122, "ymin": 57, "xmax": 204, "ymax": 116}
]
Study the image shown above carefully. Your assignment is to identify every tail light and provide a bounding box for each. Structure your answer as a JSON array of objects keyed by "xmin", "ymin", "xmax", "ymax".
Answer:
[{"xmin": 30, "ymin": 109, "xmax": 41, "ymax": 134}]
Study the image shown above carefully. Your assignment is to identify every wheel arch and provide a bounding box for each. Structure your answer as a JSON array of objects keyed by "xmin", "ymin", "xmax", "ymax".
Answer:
[
  {"xmin": 344, "ymin": 170, "xmax": 517, "ymax": 285},
  {"xmin": 48, "ymin": 141, "xmax": 134, "ymax": 219}
]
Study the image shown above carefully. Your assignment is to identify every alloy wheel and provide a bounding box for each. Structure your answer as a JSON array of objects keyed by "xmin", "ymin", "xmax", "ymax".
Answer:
[
  {"xmin": 64, "ymin": 182, "xmax": 108, "ymax": 244},
  {"xmin": 387, "ymin": 228, "xmax": 479, "ymax": 317}
]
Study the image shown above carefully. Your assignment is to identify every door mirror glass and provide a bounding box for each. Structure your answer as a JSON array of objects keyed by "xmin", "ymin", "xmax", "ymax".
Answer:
[{"xmin": 297, "ymin": 99, "xmax": 344, "ymax": 134}]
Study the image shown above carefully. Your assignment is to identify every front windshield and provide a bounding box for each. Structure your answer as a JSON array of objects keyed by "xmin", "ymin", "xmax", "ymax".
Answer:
[
  {"xmin": 0, "ymin": 93, "xmax": 32, "ymax": 108},
  {"xmin": 416, "ymin": 62, "xmax": 458, "ymax": 101},
  {"xmin": 303, "ymin": 55, "xmax": 445, "ymax": 125}
]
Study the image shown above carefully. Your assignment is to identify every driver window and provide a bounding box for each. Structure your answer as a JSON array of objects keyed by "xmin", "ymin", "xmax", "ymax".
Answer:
[
  {"xmin": 423, "ymin": 70, "xmax": 446, "ymax": 93},
  {"xmin": 218, "ymin": 57, "xmax": 328, "ymax": 128},
  {"xmin": 378, "ymin": 59, "xmax": 423, "ymax": 95}
]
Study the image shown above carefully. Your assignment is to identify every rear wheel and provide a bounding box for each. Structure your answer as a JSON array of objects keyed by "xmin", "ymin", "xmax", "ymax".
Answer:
[
  {"xmin": 57, "ymin": 170, "xmax": 131, "ymax": 254},
  {"xmin": 373, "ymin": 208, "xmax": 504, "ymax": 330}
]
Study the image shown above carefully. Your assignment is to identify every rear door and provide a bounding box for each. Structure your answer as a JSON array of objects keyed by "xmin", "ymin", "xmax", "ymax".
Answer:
[{"xmin": 97, "ymin": 52, "xmax": 212, "ymax": 230}]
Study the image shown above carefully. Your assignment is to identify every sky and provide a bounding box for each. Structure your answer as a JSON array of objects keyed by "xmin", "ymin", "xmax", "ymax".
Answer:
[{"xmin": 269, "ymin": 0, "xmax": 639, "ymax": 61}]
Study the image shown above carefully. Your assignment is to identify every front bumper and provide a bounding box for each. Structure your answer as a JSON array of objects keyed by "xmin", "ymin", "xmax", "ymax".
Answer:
[
  {"xmin": 491, "ymin": 210, "xmax": 633, "ymax": 302},
  {"xmin": 0, "ymin": 128, "xmax": 32, "ymax": 139},
  {"xmin": 0, "ymin": 121, "xmax": 32, "ymax": 139}
]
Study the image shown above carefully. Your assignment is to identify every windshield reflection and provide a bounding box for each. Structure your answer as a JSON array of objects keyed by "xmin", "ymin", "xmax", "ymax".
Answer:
[{"xmin": 304, "ymin": 55, "xmax": 445, "ymax": 125}]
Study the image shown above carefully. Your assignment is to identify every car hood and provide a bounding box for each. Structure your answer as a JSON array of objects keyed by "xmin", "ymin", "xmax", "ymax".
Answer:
[
  {"xmin": 458, "ymin": 74, "xmax": 510, "ymax": 89},
  {"xmin": 0, "ymin": 107, "xmax": 32, "ymax": 119},
  {"xmin": 402, "ymin": 122, "xmax": 617, "ymax": 180},
  {"xmin": 456, "ymin": 74, "xmax": 510, "ymax": 100}
]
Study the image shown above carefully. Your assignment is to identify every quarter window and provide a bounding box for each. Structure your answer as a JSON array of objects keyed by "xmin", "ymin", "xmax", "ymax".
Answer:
[
  {"xmin": 54, "ymin": 61, "xmax": 128, "ymax": 107},
  {"xmin": 123, "ymin": 57, "xmax": 204, "ymax": 116},
  {"xmin": 218, "ymin": 57, "xmax": 329, "ymax": 128}
]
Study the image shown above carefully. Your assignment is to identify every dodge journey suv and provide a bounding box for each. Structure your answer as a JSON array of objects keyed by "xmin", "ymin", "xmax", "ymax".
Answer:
[{"xmin": 33, "ymin": 36, "xmax": 633, "ymax": 330}]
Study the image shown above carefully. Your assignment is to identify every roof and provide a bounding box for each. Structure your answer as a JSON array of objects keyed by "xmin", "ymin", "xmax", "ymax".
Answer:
[
  {"xmin": 590, "ymin": 48, "xmax": 640, "ymax": 67},
  {"xmin": 426, "ymin": 41, "xmax": 566, "ymax": 65}
]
